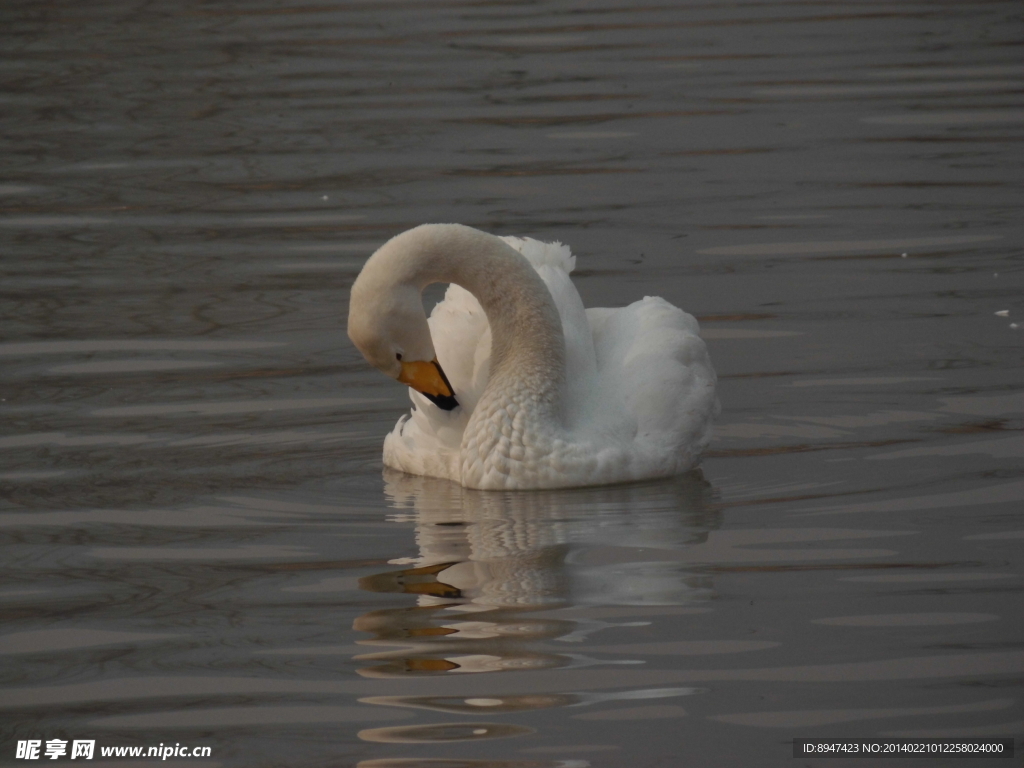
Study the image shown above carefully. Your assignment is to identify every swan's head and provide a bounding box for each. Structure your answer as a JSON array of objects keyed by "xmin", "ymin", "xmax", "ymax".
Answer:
[{"xmin": 348, "ymin": 272, "xmax": 459, "ymax": 411}]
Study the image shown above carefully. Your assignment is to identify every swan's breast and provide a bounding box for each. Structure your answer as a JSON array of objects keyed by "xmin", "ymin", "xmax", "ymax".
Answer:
[{"xmin": 459, "ymin": 383, "xmax": 625, "ymax": 489}]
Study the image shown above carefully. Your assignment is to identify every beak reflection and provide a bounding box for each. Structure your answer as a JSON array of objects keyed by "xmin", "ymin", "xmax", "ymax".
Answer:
[{"xmin": 397, "ymin": 358, "xmax": 459, "ymax": 411}]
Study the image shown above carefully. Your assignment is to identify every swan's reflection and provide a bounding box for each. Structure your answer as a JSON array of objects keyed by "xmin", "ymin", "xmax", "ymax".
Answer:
[{"xmin": 354, "ymin": 469, "xmax": 719, "ymax": 680}]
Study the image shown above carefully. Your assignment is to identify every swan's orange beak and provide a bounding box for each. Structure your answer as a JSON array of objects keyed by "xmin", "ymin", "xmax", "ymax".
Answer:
[{"xmin": 397, "ymin": 359, "xmax": 459, "ymax": 411}]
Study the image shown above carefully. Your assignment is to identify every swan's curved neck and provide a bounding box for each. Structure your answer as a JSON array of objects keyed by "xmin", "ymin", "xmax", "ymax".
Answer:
[{"xmin": 383, "ymin": 224, "xmax": 566, "ymax": 410}]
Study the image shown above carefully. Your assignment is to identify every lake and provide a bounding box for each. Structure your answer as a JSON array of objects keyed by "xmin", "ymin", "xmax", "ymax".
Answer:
[{"xmin": 1, "ymin": 0, "xmax": 1022, "ymax": 766}]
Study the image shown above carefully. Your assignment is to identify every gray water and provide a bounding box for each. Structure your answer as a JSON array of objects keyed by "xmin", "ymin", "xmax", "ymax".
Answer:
[{"xmin": 1, "ymin": 1, "xmax": 1022, "ymax": 766}]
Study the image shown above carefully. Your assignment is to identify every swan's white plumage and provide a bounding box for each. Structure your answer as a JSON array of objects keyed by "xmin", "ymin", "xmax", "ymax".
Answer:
[{"xmin": 350, "ymin": 224, "xmax": 718, "ymax": 490}]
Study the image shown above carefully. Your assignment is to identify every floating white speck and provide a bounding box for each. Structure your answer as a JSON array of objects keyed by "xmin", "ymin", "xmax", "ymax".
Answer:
[
  {"xmin": 995, "ymin": 310, "xmax": 1010, "ymax": 317},
  {"xmin": 1011, "ymin": 323, "xmax": 1019, "ymax": 329},
  {"xmin": 900, "ymin": 252, "xmax": 908, "ymax": 258},
  {"xmin": 321, "ymin": 195, "xmax": 328, "ymax": 200}
]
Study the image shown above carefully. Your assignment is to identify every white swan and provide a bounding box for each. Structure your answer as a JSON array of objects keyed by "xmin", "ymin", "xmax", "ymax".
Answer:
[{"xmin": 348, "ymin": 224, "xmax": 717, "ymax": 490}]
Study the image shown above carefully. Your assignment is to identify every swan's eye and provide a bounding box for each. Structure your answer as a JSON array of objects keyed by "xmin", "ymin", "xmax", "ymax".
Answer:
[{"xmin": 395, "ymin": 353, "xmax": 402, "ymax": 361}]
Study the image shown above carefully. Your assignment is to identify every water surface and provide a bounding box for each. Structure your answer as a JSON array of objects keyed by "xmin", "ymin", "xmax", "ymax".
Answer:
[{"xmin": 1, "ymin": 0, "xmax": 1022, "ymax": 766}]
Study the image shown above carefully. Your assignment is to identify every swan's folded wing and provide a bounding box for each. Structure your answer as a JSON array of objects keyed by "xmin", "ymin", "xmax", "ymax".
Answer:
[
  {"xmin": 426, "ymin": 283, "xmax": 490, "ymax": 410},
  {"xmin": 588, "ymin": 297, "xmax": 718, "ymax": 471}
]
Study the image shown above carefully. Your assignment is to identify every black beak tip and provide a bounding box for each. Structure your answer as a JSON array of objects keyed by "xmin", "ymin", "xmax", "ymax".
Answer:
[{"xmin": 423, "ymin": 392, "xmax": 460, "ymax": 411}]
